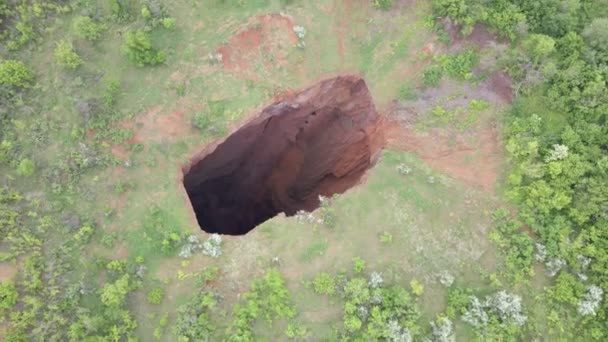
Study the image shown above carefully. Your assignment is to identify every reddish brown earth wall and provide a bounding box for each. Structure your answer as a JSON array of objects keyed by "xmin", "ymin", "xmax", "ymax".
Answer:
[{"xmin": 183, "ymin": 76, "xmax": 381, "ymax": 235}]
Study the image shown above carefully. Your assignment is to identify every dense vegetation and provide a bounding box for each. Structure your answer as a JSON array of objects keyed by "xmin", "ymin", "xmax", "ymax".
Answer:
[
  {"xmin": 433, "ymin": 0, "xmax": 608, "ymax": 339},
  {"xmin": 0, "ymin": 0, "xmax": 606, "ymax": 341}
]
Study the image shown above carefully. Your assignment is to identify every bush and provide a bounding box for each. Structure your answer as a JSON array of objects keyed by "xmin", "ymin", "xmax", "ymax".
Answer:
[
  {"xmin": 436, "ymin": 50, "xmax": 479, "ymax": 80},
  {"xmin": 54, "ymin": 40, "xmax": 83, "ymax": 69},
  {"xmin": 202, "ymin": 234, "xmax": 222, "ymax": 258},
  {"xmin": 0, "ymin": 60, "xmax": 34, "ymax": 89},
  {"xmin": 16, "ymin": 158, "xmax": 35, "ymax": 176},
  {"xmin": 423, "ymin": 65, "xmax": 443, "ymax": 87},
  {"xmin": 582, "ymin": 18, "xmax": 608, "ymax": 63},
  {"xmin": 100, "ymin": 274, "xmax": 131, "ymax": 307},
  {"xmin": 226, "ymin": 269, "xmax": 296, "ymax": 340},
  {"xmin": 73, "ymin": 16, "xmax": 106, "ymax": 41},
  {"xmin": 0, "ymin": 281, "xmax": 18, "ymax": 317},
  {"xmin": 372, "ymin": 0, "xmax": 393, "ymax": 10},
  {"xmin": 193, "ymin": 111, "xmax": 211, "ymax": 130},
  {"xmin": 174, "ymin": 291, "xmax": 217, "ymax": 340},
  {"xmin": 161, "ymin": 17, "xmax": 176, "ymax": 30},
  {"xmin": 147, "ymin": 287, "xmax": 165, "ymax": 304},
  {"xmin": 410, "ymin": 279, "xmax": 424, "ymax": 296},
  {"xmin": 121, "ymin": 30, "xmax": 166, "ymax": 66},
  {"xmin": 313, "ymin": 273, "xmax": 336, "ymax": 295}
]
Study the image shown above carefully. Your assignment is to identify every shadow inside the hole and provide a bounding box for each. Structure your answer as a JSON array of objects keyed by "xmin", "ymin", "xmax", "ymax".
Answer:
[{"xmin": 182, "ymin": 75, "xmax": 380, "ymax": 236}]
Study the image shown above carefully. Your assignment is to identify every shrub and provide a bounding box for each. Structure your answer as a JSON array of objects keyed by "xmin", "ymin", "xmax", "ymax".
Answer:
[
  {"xmin": 313, "ymin": 273, "xmax": 336, "ymax": 295},
  {"xmin": 110, "ymin": 0, "xmax": 132, "ymax": 23},
  {"xmin": 410, "ymin": 279, "xmax": 424, "ymax": 296},
  {"xmin": 161, "ymin": 17, "xmax": 176, "ymax": 30},
  {"xmin": 54, "ymin": 40, "xmax": 83, "ymax": 69},
  {"xmin": 430, "ymin": 317, "xmax": 455, "ymax": 342},
  {"xmin": 73, "ymin": 16, "xmax": 106, "ymax": 41},
  {"xmin": 436, "ymin": 50, "xmax": 479, "ymax": 80},
  {"xmin": 16, "ymin": 158, "xmax": 35, "ymax": 176},
  {"xmin": 0, "ymin": 60, "xmax": 34, "ymax": 89},
  {"xmin": 193, "ymin": 111, "xmax": 211, "ymax": 130},
  {"xmin": 141, "ymin": 6, "xmax": 152, "ymax": 19},
  {"xmin": 100, "ymin": 274, "xmax": 131, "ymax": 307},
  {"xmin": 147, "ymin": 287, "xmax": 165, "ymax": 304},
  {"xmin": 423, "ymin": 65, "xmax": 443, "ymax": 87},
  {"xmin": 174, "ymin": 291, "xmax": 217, "ymax": 340},
  {"xmin": 121, "ymin": 30, "xmax": 166, "ymax": 66},
  {"xmin": 0, "ymin": 281, "xmax": 18, "ymax": 317},
  {"xmin": 577, "ymin": 285, "xmax": 604, "ymax": 316},
  {"xmin": 101, "ymin": 232, "xmax": 117, "ymax": 248},
  {"xmin": 372, "ymin": 0, "xmax": 393, "ymax": 10},
  {"xmin": 353, "ymin": 257, "xmax": 366, "ymax": 273},
  {"xmin": 226, "ymin": 269, "xmax": 296, "ymax": 340},
  {"xmin": 202, "ymin": 234, "xmax": 222, "ymax": 258},
  {"xmin": 319, "ymin": 195, "xmax": 337, "ymax": 228}
]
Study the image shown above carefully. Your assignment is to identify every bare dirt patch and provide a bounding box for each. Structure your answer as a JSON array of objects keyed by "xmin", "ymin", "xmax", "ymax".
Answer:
[
  {"xmin": 444, "ymin": 21, "xmax": 503, "ymax": 52},
  {"xmin": 133, "ymin": 104, "xmax": 193, "ymax": 142},
  {"xmin": 0, "ymin": 262, "xmax": 18, "ymax": 281},
  {"xmin": 384, "ymin": 120, "xmax": 501, "ymax": 191},
  {"xmin": 386, "ymin": 72, "xmax": 512, "ymax": 191},
  {"xmin": 217, "ymin": 14, "xmax": 298, "ymax": 78},
  {"xmin": 112, "ymin": 100, "xmax": 195, "ymax": 158}
]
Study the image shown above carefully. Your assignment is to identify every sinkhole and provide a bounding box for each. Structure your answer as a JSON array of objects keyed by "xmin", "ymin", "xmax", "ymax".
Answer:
[{"xmin": 182, "ymin": 76, "xmax": 381, "ymax": 235}]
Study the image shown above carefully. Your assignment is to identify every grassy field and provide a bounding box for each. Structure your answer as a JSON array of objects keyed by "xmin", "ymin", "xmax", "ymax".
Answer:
[{"xmin": 0, "ymin": 0, "xmax": 570, "ymax": 341}]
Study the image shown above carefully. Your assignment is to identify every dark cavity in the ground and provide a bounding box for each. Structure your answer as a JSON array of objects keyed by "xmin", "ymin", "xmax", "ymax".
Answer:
[{"xmin": 182, "ymin": 76, "xmax": 380, "ymax": 235}]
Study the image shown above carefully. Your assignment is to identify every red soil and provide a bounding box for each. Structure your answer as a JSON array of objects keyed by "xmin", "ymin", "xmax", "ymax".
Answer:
[
  {"xmin": 217, "ymin": 14, "xmax": 299, "ymax": 75},
  {"xmin": 384, "ymin": 120, "xmax": 501, "ymax": 191}
]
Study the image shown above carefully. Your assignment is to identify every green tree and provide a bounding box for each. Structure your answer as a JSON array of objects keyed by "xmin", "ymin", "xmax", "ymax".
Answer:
[
  {"xmin": 101, "ymin": 274, "xmax": 131, "ymax": 307},
  {"xmin": 582, "ymin": 18, "xmax": 608, "ymax": 63},
  {"xmin": 523, "ymin": 34, "xmax": 556, "ymax": 64},
  {"xmin": 121, "ymin": 30, "xmax": 166, "ymax": 66},
  {"xmin": 73, "ymin": 16, "xmax": 106, "ymax": 41},
  {"xmin": 0, "ymin": 60, "xmax": 34, "ymax": 89},
  {"xmin": 54, "ymin": 40, "xmax": 83, "ymax": 69}
]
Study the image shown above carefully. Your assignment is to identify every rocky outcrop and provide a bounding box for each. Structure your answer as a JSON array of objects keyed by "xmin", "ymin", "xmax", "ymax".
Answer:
[{"xmin": 183, "ymin": 76, "xmax": 381, "ymax": 235}]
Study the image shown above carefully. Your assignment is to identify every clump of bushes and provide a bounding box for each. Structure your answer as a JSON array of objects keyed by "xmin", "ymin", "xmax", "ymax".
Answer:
[
  {"xmin": 0, "ymin": 281, "xmax": 18, "ymax": 320},
  {"xmin": 73, "ymin": 16, "xmax": 106, "ymax": 41},
  {"xmin": 202, "ymin": 234, "xmax": 222, "ymax": 258},
  {"xmin": 121, "ymin": 30, "xmax": 166, "ymax": 66},
  {"xmin": 0, "ymin": 60, "xmax": 34, "ymax": 90},
  {"xmin": 448, "ymin": 287, "xmax": 527, "ymax": 340},
  {"xmin": 54, "ymin": 40, "xmax": 83, "ymax": 69},
  {"xmin": 313, "ymin": 272, "xmax": 336, "ymax": 295},
  {"xmin": 226, "ymin": 269, "xmax": 296, "ymax": 340}
]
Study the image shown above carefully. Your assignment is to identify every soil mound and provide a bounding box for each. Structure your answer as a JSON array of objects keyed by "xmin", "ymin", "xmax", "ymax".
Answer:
[{"xmin": 183, "ymin": 76, "xmax": 380, "ymax": 235}]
